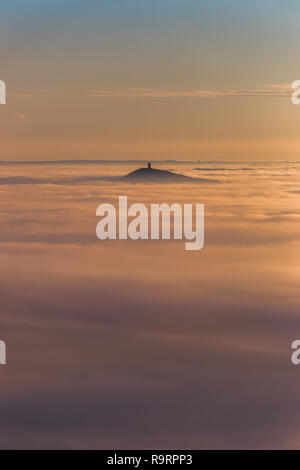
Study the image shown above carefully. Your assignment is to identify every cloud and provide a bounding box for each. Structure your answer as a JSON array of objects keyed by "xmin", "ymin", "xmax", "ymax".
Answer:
[
  {"xmin": 0, "ymin": 262, "xmax": 299, "ymax": 449},
  {"xmin": 0, "ymin": 161, "xmax": 299, "ymax": 449},
  {"xmin": 8, "ymin": 93, "xmax": 48, "ymax": 98},
  {"xmin": 0, "ymin": 114, "xmax": 30, "ymax": 121},
  {"xmin": 0, "ymin": 174, "xmax": 219, "ymax": 186},
  {"xmin": 194, "ymin": 167, "xmax": 252, "ymax": 171},
  {"xmin": 89, "ymin": 84, "xmax": 292, "ymax": 99},
  {"xmin": 0, "ymin": 175, "xmax": 118, "ymax": 185}
]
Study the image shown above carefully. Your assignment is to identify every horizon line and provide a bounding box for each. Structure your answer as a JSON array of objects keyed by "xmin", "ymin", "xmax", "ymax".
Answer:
[{"xmin": 0, "ymin": 159, "xmax": 299, "ymax": 165}]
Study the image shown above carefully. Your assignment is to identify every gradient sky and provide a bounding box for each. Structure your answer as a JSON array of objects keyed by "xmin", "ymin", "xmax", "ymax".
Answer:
[{"xmin": 1, "ymin": 0, "xmax": 300, "ymax": 160}]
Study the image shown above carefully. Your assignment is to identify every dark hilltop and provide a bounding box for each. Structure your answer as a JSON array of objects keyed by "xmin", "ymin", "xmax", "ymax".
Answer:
[{"xmin": 122, "ymin": 162, "xmax": 218, "ymax": 183}]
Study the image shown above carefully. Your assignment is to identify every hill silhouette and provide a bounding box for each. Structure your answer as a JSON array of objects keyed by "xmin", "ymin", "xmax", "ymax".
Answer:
[{"xmin": 122, "ymin": 163, "xmax": 218, "ymax": 183}]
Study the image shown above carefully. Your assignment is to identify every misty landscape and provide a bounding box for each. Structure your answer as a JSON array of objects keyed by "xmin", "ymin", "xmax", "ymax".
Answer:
[{"xmin": 0, "ymin": 160, "xmax": 299, "ymax": 448}]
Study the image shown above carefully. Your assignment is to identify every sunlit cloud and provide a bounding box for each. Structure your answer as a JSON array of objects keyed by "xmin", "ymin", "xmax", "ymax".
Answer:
[
  {"xmin": 0, "ymin": 113, "xmax": 30, "ymax": 120},
  {"xmin": 8, "ymin": 93, "xmax": 48, "ymax": 97},
  {"xmin": 89, "ymin": 84, "xmax": 291, "ymax": 99}
]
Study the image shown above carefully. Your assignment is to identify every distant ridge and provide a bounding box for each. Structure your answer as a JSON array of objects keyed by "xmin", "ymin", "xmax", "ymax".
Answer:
[
  {"xmin": 0, "ymin": 160, "xmax": 287, "ymax": 165},
  {"xmin": 0, "ymin": 159, "xmax": 193, "ymax": 165}
]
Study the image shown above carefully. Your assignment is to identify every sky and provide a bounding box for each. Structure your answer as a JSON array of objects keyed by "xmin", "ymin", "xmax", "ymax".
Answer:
[
  {"xmin": 0, "ymin": 0, "xmax": 300, "ymax": 160},
  {"xmin": 1, "ymin": 4, "xmax": 300, "ymax": 448}
]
